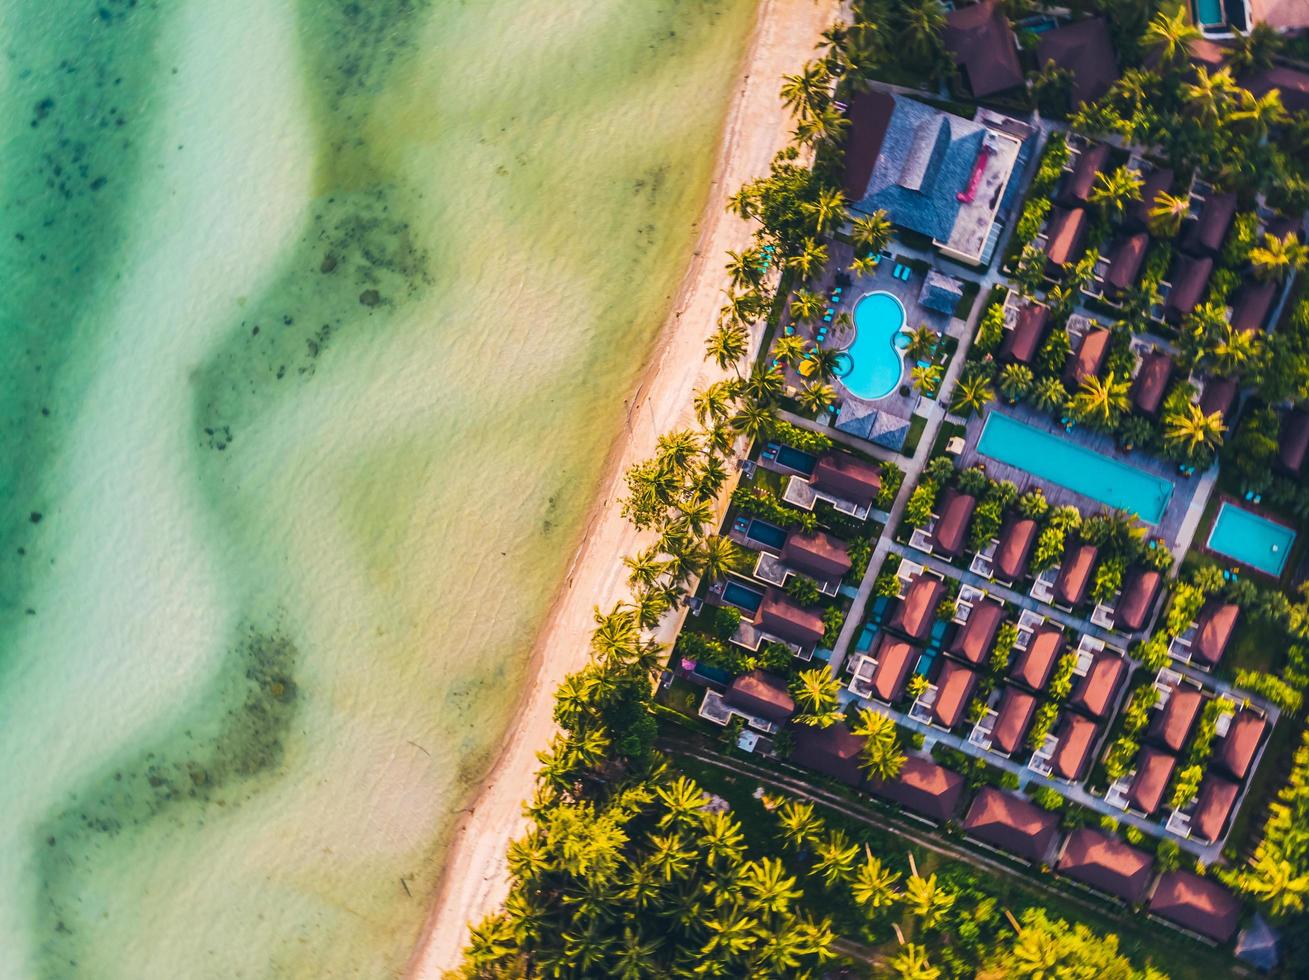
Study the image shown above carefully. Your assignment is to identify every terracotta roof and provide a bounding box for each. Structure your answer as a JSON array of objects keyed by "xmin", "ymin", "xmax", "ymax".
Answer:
[
  {"xmin": 757, "ymin": 590, "xmax": 825, "ymax": 647},
  {"xmin": 1011, "ymin": 624, "xmax": 1065, "ymax": 691},
  {"xmin": 1062, "ymin": 142, "xmax": 1111, "ymax": 205},
  {"xmin": 1057, "ymin": 828, "xmax": 1154, "ymax": 903},
  {"xmin": 790, "ymin": 723, "xmax": 866, "ymax": 786},
  {"xmin": 812, "ymin": 450, "xmax": 881, "ymax": 506},
  {"xmin": 1114, "ymin": 566, "xmax": 1163, "ymax": 632},
  {"xmin": 871, "ymin": 755, "xmax": 965, "ymax": 821},
  {"xmin": 991, "ymin": 687, "xmax": 1037, "ymax": 755},
  {"xmin": 963, "ymin": 786, "xmax": 1060, "ymax": 861},
  {"xmin": 1069, "ymin": 650, "xmax": 1125, "ymax": 719},
  {"xmin": 725, "ymin": 670, "xmax": 796, "ymax": 723},
  {"xmin": 1128, "ymin": 168, "xmax": 1174, "ymax": 231},
  {"xmin": 1198, "ymin": 377, "xmax": 1238, "ymax": 423},
  {"xmin": 869, "ymin": 635, "xmax": 919, "ymax": 703},
  {"xmin": 1218, "ymin": 709, "xmax": 1268, "ymax": 781},
  {"xmin": 949, "ymin": 598, "xmax": 1006, "ymax": 665},
  {"xmin": 1064, "ymin": 329, "xmax": 1109, "ymax": 386},
  {"xmin": 782, "ymin": 530, "xmax": 852, "ymax": 581},
  {"xmin": 842, "ymin": 89, "xmax": 896, "ymax": 200},
  {"xmin": 1191, "ymin": 601, "xmax": 1239, "ymax": 669},
  {"xmin": 1230, "ymin": 278, "xmax": 1278, "ymax": 334},
  {"xmin": 1278, "ymin": 409, "xmax": 1309, "ymax": 477},
  {"xmin": 1128, "ymin": 747, "xmax": 1178, "ymax": 816},
  {"xmin": 943, "ymin": 0, "xmax": 1024, "ymax": 97},
  {"xmin": 932, "ymin": 660, "xmax": 979, "ymax": 730},
  {"xmin": 1188, "ymin": 38, "xmax": 1229, "ymax": 71},
  {"xmin": 889, "ymin": 574, "xmax": 945, "ymax": 641},
  {"xmin": 1245, "ymin": 65, "xmax": 1309, "ymax": 114},
  {"xmin": 999, "ymin": 303, "xmax": 1050, "ymax": 365},
  {"xmin": 1052, "ymin": 712, "xmax": 1099, "ymax": 781},
  {"xmin": 1182, "ymin": 192, "xmax": 1237, "ymax": 256},
  {"xmin": 1149, "ymin": 870, "xmax": 1242, "ymax": 942},
  {"xmin": 1102, "ymin": 232, "xmax": 1150, "ymax": 295},
  {"xmin": 1036, "ymin": 18, "xmax": 1119, "ymax": 107},
  {"xmin": 1164, "ymin": 254, "xmax": 1214, "ymax": 323},
  {"xmin": 995, "ymin": 517, "xmax": 1038, "ymax": 582},
  {"xmin": 1192, "ymin": 774, "xmax": 1239, "ymax": 842},
  {"xmin": 1148, "ymin": 686, "xmax": 1204, "ymax": 753},
  {"xmin": 932, "ymin": 489, "xmax": 977, "ymax": 559},
  {"xmin": 1054, "ymin": 542, "xmax": 1098, "ymax": 606},
  {"xmin": 1131, "ymin": 352, "xmax": 1174, "ymax": 417},
  {"xmin": 1045, "ymin": 206, "xmax": 1089, "ymax": 268}
]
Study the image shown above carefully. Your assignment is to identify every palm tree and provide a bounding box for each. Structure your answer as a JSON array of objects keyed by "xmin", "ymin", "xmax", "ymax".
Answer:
[
  {"xmin": 904, "ymin": 863, "xmax": 956, "ymax": 930},
  {"xmin": 773, "ymin": 334, "xmax": 809, "ymax": 367},
  {"xmin": 790, "ymin": 668, "xmax": 843, "ymax": 727},
  {"xmin": 911, "ymin": 363, "xmax": 943, "ymax": 396},
  {"xmin": 743, "ymin": 364, "xmax": 784, "ymax": 404},
  {"xmin": 721, "ymin": 288, "xmax": 765, "ymax": 326},
  {"xmin": 999, "ymin": 363, "xmax": 1034, "ymax": 403},
  {"xmin": 706, "ymin": 322, "xmax": 748, "ymax": 371},
  {"xmin": 801, "ymin": 187, "xmax": 848, "ymax": 237},
  {"xmin": 1031, "ymin": 375, "xmax": 1068, "ymax": 412},
  {"xmin": 1089, "ymin": 166, "xmax": 1144, "ymax": 222},
  {"xmin": 890, "ymin": 943, "xmax": 940, "ymax": 980},
  {"xmin": 730, "ymin": 401, "xmax": 772, "ymax": 444},
  {"xmin": 798, "ymin": 381, "xmax": 837, "ymax": 414},
  {"xmin": 812, "ymin": 829, "xmax": 859, "ymax": 887},
  {"xmin": 656, "ymin": 775, "xmax": 708, "ymax": 830},
  {"xmin": 905, "ymin": 324, "xmax": 938, "ymax": 362},
  {"xmin": 624, "ymin": 546, "xmax": 667, "ymax": 590},
  {"xmin": 791, "ymin": 288, "xmax": 826, "ymax": 322},
  {"xmin": 1147, "ymin": 191, "xmax": 1190, "ymax": 238},
  {"xmin": 1210, "ymin": 322, "xmax": 1262, "ymax": 377},
  {"xmin": 779, "ymin": 60, "xmax": 831, "ymax": 121},
  {"xmin": 742, "ymin": 856, "xmax": 803, "ymax": 912},
  {"xmin": 851, "ymin": 209, "xmax": 893, "ymax": 255},
  {"xmin": 1184, "ymin": 66, "xmax": 1238, "ymax": 127},
  {"xmin": 851, "ymin": 846, "xmax": 901, "ymax": 912},
  {"xmin": 1243, "ymin": 851, "xmax": 1309, "ymax": 917},
  {"xmin": 850, "ymin": 253, "xmax": 879, "ymax": 277},
  {"xmin": 1251, "ymin": 231, "xmax": 1308, "ymax": 282},
  {"xmin": 1164, "ymin": 401, "xmax": 1226, "ymax": 459},
  {"xmin": 1071, "ymin": 370, "xmax": 1130, "ymax": 430},
  {"xmin": 590, "ymin": 606, "xmax": 640, "ymax": 663},
  {"xmin": 647, "ymin": 831, "xmax": 697, "ymax": 881},
  {"xmin": 950, "ymin": 367, "xmax": 995, "ymax": 417},
  {"xmin": 697, "ymin": 535, "xmax": 746, "ymax": 582},
  {"xmin": 1145, "ymin": 4, "xmax": 1201, "ymax": 68},
  {"xmin": 787, "ymin": 237, "xmax": 829, "ymax": 281},
  {"xmin": 1232, "ymin": 87, "xmax": 1289, "ymax": 141},
  {"xmin": 859, "ymin": 735, "xmax": 907, "ymax": 782},
  {"xmin": 1231, "ymin": 21, "xmax": 1283, "ymax": 72},
  {"xmin": 611, "ymin": 927, "xmax": 662, "ymax": 980},
  {"xmin": 776, "ymin": 799, "xmax": 825, "ymax": 851},
  {"xmin": 808, "ymin": 346, "xmax": 844, "ymax": 382},
  {"xmin": 725, "ymin": 248, "xmax": 764, "ymax": 290},
  {"xmin": 693, "ymin": 380, "xmax": 736, "ymax": 425},
  {"xmin": 901, "ymin": 0, "xmax": 946, "ymax": 66},
  {"xmin": 794, "ymin": 103, "xmax": 849, "ymax": 148}
]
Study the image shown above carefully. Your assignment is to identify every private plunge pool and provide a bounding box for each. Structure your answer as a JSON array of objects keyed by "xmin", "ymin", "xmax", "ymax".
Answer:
[
  {"xmin": 835, "ymin": 291, "xmax": 908, "ymax": 401},
  {"xmin": 1207, "ymin": 502, "xmax": 1296, "ymax": 577},
  {"xmin": 976, "ymin": 412, "xmax": 1175, "ymax": 524}
]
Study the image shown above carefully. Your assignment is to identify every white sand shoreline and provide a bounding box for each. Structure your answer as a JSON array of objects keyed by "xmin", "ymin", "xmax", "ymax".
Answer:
[{"xmin": 403, "ymin": 1, "xmax": 837, "ymax": 973}]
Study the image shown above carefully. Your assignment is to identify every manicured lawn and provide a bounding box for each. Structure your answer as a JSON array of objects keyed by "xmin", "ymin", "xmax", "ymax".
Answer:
[{"xmin": 902, "ymin": 415, "xmax": 927, "ymax": 457}]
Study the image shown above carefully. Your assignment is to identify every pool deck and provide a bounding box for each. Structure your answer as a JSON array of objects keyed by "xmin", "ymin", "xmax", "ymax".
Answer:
[
  {"xmin": 959, "ymin": 404, "xmax": 1213, "ymax": 557},
  {"xmin": 1201, "ymin": 495, "xmax": 1298, "ymax": 579}
]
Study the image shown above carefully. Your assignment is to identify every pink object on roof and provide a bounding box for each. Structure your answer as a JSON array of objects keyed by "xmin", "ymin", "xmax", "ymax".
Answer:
[{"xmin": 957, "ymin": 145, "xmax": 993, "ymax": 203}]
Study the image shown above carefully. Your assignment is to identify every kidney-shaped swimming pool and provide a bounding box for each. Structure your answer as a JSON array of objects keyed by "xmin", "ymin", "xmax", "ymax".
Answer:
[{"xmin": 836, "ymin": 291, "xmax": 907, "ymax": 401}]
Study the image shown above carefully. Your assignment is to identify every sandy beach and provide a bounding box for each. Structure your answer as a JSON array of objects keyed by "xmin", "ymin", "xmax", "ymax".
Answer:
[{"xmin": 404, "ymin": 0, "xmax": 838, "ymax": 973}]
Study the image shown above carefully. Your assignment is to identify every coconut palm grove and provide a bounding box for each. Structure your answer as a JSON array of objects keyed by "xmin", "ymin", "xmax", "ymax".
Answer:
[{"xmin": 453, "ymin": 2, "xmax": 1309, "ymax": 977}]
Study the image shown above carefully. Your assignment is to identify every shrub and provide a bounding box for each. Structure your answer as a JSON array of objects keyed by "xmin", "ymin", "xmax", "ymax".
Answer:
[
  {"xmin": 1166, "ymin": 582, "xmax": 1206, "ymax": 637},
  {"xmin": 1017, "ymin": 488, "xmax": 1049, "ymax": 520},
  {"xmin": 1134, "ymin": 634, "xmax": 1170, "ymax": 672},
  {"xmin": 1032, "ymin": 787, "xmax": 1066, "ymax": 812},
  {"xmin": 708, "ymin": 605, "xmax": 742, "ymax": 640},
  {"xmin": 1124, "ymin": 825, "xmax": 1145, "ymax": 846},
  {"xmin": 926, "ymin": 455, "xmax": 957, "ymax": 485},
  {"xmin": 821, "ymin": 606, "xmax": 845, "ymax": 646},
  {"xmin": 874, "ymin": 571, "xmax": 901, "ymax": 598},
  {"xmin": 1156, "ymin": 839, "xmax": 1181, "ymax": 872},
  {"xmin": 767, "ymin": 418, "xmax": 832, "ymax": 453},
  {"xmin": 974, "ymin": 300, "xmax": 1006, "ymax": 356},
  {"xmin": 937, "ymin": 599, "xmax": 958, "ymax": 622},
  {"xmin": 1235, "ymin": 670, "xmax": 1304, "ymax": 713},
  {"xmin": 1091, "ymin": 556, "xmax": 1124, "ymax": 603},
  {"xmin": 876, "ymin": 461, "xmax": 905, "ymax": 510},
  {"xmin": 757, "ymin": 642, "xmax": 795, "ymax": 673},
  {"xmin": 968, "ymin": 498, "xmax": 1005, "ymax": 552},
  {"xmin": 905, "ymin": 480, "xmax": 940, "ymax": 528},
  {"xmin": 956, "ymin": 465, "xmax": 990, "ymax": 498},
  {"xmin": 1099, "ymin": 814, "xmax": 1120, "ymax": 834},
  {"xmin": 786, "ymin": 576, "xmax": 821, "ymax": 606}
]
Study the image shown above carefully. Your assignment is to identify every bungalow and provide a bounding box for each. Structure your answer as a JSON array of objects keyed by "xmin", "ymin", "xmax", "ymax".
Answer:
[
  {"xmin": 1148, "ymin": 685, "xmax": 1204, "ymax": 753},
  {"xmin": 1278, "ymin": 408, "xmax": 1309, "ymax": 478},
  {"xmin": 1198, "ymin": 377, "xmax": 1239, "ymax": 424},
  {"xmin": 994, "ymin": 516, "xmax": 1038, "ymax": 583},
  {"xmin": 1064, "ymin": 330, "xmax": 1109, "ymax": 387},
  {"xmin": 790, "ymin": 723, "xmax": 866, "ymax": 786},
  {"xmin": 999, "ymin": 303, "xmax": 1050, "ymax": 365},
  {"xmin": 943, "ymin": 0, "xmax": 1023, "ymax": 98},
  {"xmin": 1128, "ymin": 746, "xmax": 1178, "ymax": 817},
  {"xmin": 933, "ymin": 489, "xmax": 978, "ymax": 559},
  {"xmin": 1190, "ymin": 600, "xmax": 1240, "ymax": 669},
  {"xmin": 1045, "ymin": 206, "xmax": 1090, "ymax": 270},
  {"xmin": 1127, "ymin": 167, "xmax": 1175, "ymax": 232},
  {"xmin": 1114, "ymin": 567, "xmax": 1163, "ymax": 633},
  {"xmin": 811, "ymin": 450, "xmax": 882, "ymax": 514},
  {"xmin": 930, "ymin": 659, "xmax": 979, "ymax": 730},
  {"xmin": 950, "ymin": 598, "xmax": 1006, "ymax": 666},
  {"xmin": 1051, "ymin": 713, "xmax": 1099, "ymax": 780},
  {"xmin": 1191, "ymin": 773, "xmax": 1240, "ymax": 842},
  {"xmin": 1217, "ymin": 709, "xmax": 1268, "ymax": 781},
  {"xmin": 1035, "ymin": 18, "xmax": 1119, "ymax": 108},
  {"xmin": 756, "ymin": 590, "xmax": 826, "ymax": 649},
  {"xmin": 1230, "ymin": 278, "xmax": 1278, "ymax": 333},
  {"xmin": 1148, "ymin": 870, "xmax": 1242, "ymax": 943},
  {"xmin": 1010, "ymin": 624, "xmax": 1065, "ymax": 691},
  {"xmin": 888, "ymin": 574, "xmax": 946, "ymax": 642},
  {"xmin": 865, "ymin": 635, "xmax": 920, "ymax": 704},
  {"xmin": 870, "ymin": 755, "xmax": 966, "ymax": 822},
  {"xmin": 1164, "ymin": 254, "xmax": 1214, "ymax": 324},
  {"xmin": 780, "ymin": 530, "xmax": 852, "ymax": 585},
  {"xmin": 724, "ymin": 671, "xmax": 795, "ymax": 725},
  {"xmin": 990, "ymin": 686, "xmax": 1037, "ymax": 756},
  {"xmin": 1182, "ymin": 191, "xmax": 1237, "ymax": 257},
  {"xmin": 1061, "ymin": 142, "xmax": 1111, "ymax": 207},
  {"xmin": 1057, "ymin": 827, "xmax": 1154, "ymax": 903},
  {"xmin": 962, "ymin": 787, "xmax": 1060, "ymax": 862},
  {"xmin": 1069, "ymin": 649, "xmax": 1126, "ymax": 719},
  {"xmin": 1131, "ymin": 352, "xmax": 1174, "ymax": 418},
  {"xmin": 1101, "ymin": 232, "xmax": 1150, "ymax": 298},
  {"xmin": 1054, "ymin": 542, "xmax": 1099, "ymax": 607}
]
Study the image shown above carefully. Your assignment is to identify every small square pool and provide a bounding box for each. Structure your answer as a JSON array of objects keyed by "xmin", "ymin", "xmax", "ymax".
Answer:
[
  {"xmin": 775, "ymin": 444, "xmax": 817, "ymax": 475},
  {"xmin": 722, "ymin": 579, "xmax": 764, "ymax": 614},
  {"xmin": 1206, "ymin": 502, "xmax": 1296, "ymax": 577}
]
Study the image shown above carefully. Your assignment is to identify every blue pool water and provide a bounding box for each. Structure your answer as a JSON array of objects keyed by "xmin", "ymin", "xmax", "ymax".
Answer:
[
  {"xmin": 722, "ymin": 579, "xmax": 764, "ymax": 613},
  {"xmin": 1207, "ymin": 502, "xmax": 1296, "ymax": 576},
  {"xmin": 976, "ymin": 412, "xmax": 1174, "ymax": 524},
  {"xmin": 1194, "ymin": 0, "xmax": 1223, "ymax": 25},
  {"xmin": 745, "ymin": 519, "xmax": 788, "ymax": 549},
  {"xmin": 837, "ymin": 291, "xmax": 906, "ymax": 401},
  {"xmin": 775, "ymin": 444, "xmax": 817, "ymax": 475}
]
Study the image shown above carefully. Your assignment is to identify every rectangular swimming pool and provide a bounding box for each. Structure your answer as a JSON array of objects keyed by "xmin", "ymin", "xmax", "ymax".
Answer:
[
  {"xmin": 775, "ymin": 444, "xmax": 817, "ymax": 475},
  {"xmin": 976, "ymin": 413, "xmax": 1175, "ymax": 524},
  {"xmin": 722, "ymin": 579, "xmax": 764, "ymax": 614},
  {"xmin": 1194, "ymin": 0, "xmax": 1223, "ymax": 25},
  {"xmin": 1207, "ymin": 502, "xmax": 1296, "ymax": 576},
  {"xmin": 745, "ymin": 519, "xmax": 788, "ymax": 549}
]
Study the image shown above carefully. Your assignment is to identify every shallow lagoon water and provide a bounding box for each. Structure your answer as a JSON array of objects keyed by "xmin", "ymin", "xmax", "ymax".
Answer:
[{"xmin": 0, "ymin": 0, "xmax": 757, "ymax": 975}]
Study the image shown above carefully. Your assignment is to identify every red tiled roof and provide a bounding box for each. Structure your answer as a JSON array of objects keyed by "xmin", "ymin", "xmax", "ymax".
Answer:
[
  {"xmin": 1128, "ymin": 168, "xmax": 1174, "ymax": 230},
  {"xmin": 1230, "ymin": 278, "xmax": 1278, "ymax": 334},
  {"xmin": 995, "ymin": 517, "xmax": 1038, "ymax": 582},
  {"xmin": 1052, "ymin": 713, "xmax": 1099, "ymax": 781},
  {"xmin": 1054, "ymin": 542, "xmax": 1098, "ymax": 606},
  {"xmin": 1182, "ymin": 191, "xmax": 1237, "ymax": 256},
  {"xmin": 1149, "ymin": 870, "xmax": 1241, "ymax": 942},
  {"xmin": 1128, "ymin": 747, "xmax": 1178, "ymax": 817},
  {"xmin": 841, "ymin": 90, "xmax": 896, "ymax": 200},
  {"xmin": 944, "ymin": 0, "xmax": 1024, "ymax": 97},
  {"xmin": 1191, "ymin": 601, "xmax": 1239, "ymax": 669},
  {"xmin": 1046, "ymin": 206, "xmax": 1089, "ymax": 267},
  {"xmin": 725, "ymin": 670, "xmax": 796, "ymax": 723},
  {"xmin": 999, "ymin": 303, "xmax": 1050, "ymax": 365},
  {"xmin": 932, "ymin": 660, "xmax": 979, "ymax": 730},
  {"xmin": 790, "ymin": 724, "xmax": 866, "ymax": 786},
  {"xmin": 1192, "ymin": 774, "xmax": 1239, "ymax": 842},
  {"xmin": 782, "ymin": 530, "xmax": 852, "ymax": 581},
  {"xmin": 932, "ymin": 489, "xmax": 977, "ymax": 559},
  {"xmin": 1148, "ymin": 686, "xmax": 1204, "ymax": 753},
  {"xmin": 1064, "ymin": 330, "xmax": 1109, "ymax": 386},
  {"xmin": 1217, "ymin": 709, "xmax": 1268, "ymax": 781},
  {"xmin": 1164, "ymin": 254, "xmax": 1214, "ymax": 322},
  {"xmin": 1102, "ymin": 232, "xmax": 1150, "ymax": 295},
  {"xmin": 1198, "ymin": 377, "xmax": 1238, "ymax": 423},
  {"xmin": 1062, "ymin": 142, "xmax": 1111, "ymax": 205},
  {"xmin": 1036, "ymin": 18, "xmax": 1119, "ymax": 107},
  {"xmin": 963, "ymin": 786, "xmax": 1059, "ymax": 861},
  {"xmin": 757, "ymin": 590, "xmax": 825, "ymax": 647},
  {"xmin": 991, "ymin": 687, "xmax": 1037, "ymax": 756},
  {"xmin": 1010, "ymin": 624, "xmax": 1064, "ymax": 691},
  {"xmin": 812, "ymin": 451, "xmax": 881, "ymax": 507},
  {"xmin": 1131, "ymin": 352, "xmax": 1174, "ymax": 417},
  {"xmin": 871, "ymin": 755, "xmax": 966, "ymax": 821},
  {"xmin": 1069, "ymin": 651, "xmax": 1125, "ymax": 719},
  {"xmin": 1057, "ymin": 828, "xmax": 1154, "ymax": 902},
  {"xmin": 1245, "ymin": 65, "xmax": 1309, "ymax": 113},
  {"xmin": 1114, "ymin": 567, "xmax": 1163, "ymax": 632},
  {"xmin": 869, "ymin": 635, "xmax": 919, "ymax": 704},
  {"xmin": 949, "ymin": 598, "xmax": 1006, "ymax": 666},
  {"xmin": 889, "ymin": 574, "xmax": 945, "ymax": 642},
  {"xmin": 1279, "ymin": 409, "xmax": 1309, "ymax": 477}
]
